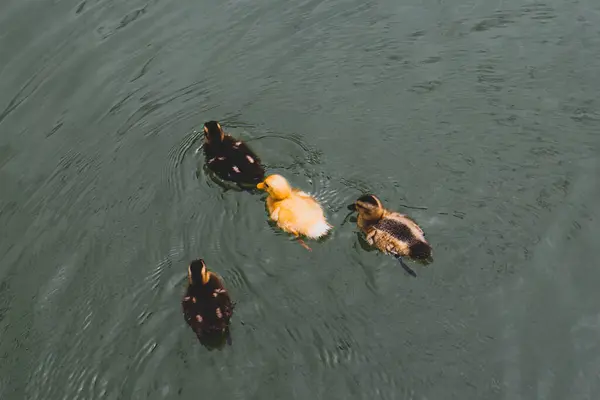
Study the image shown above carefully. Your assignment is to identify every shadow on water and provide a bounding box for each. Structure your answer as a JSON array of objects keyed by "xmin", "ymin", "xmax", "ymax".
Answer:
[{"xmin": 196, "ymin": 327, "xmax": 233, "ymax": 351}]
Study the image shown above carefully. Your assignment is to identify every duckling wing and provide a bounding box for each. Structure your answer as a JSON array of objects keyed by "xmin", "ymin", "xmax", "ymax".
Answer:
[
  {"xmin": 204, "ymin": 149, "xmax": 236, "ymax": 182},
  {"xmin": 229, "ymin": 138, "xmax": 262, "ymax": 164},
  {"xmin": 376, "ymin": 219, "xmax": 417, "ymax": 242},
  {"xmin": 214, "ymin": 289, "xmax": 234, "ymax": 320},
  {"xmin": 274, "ymin": 205, "xmax": 300, "ymax": 233},
  {"xmin": 365, "ymin": 216, "xmax": 423, "ymax": 255},
  {"xmin": 210, "ymin": 274, "xmax": 234, "ymax": 320},
  {"xmin": 386, "ymin": 212, "xmax": 425, "ymax": 240},
  {"xmin": 366, "ymin": 226, "xmax": 411, "ymax": 256},
  {"xmin": 182, "ymin": 289, "xmax": 208, "ymax": 332},
  {"xmin": 224, "ymin": 137, "xmax": 265, "ymax": 183},
  {"xmin": 182, "ymin": 286, "xmax": 231, "ymax": 334},
  {"xmin": 204, "ymin": 137, "xmax": 265, "ymax": 184},
  {"xmin": 277, "ymin": 195, "xmax": 331, "ymax": 238}
]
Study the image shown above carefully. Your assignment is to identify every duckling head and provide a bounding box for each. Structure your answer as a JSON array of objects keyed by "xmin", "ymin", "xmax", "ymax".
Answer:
[
  {"xmin": 188, "ymin": 259, "xmax": 211, "ymax": 285},
  {"xmin": 351, "ymin": 194, "xmax": 385, "ymax": 221},
  {"xmin": 256, "ymin": 174, "xmax": 292, "ymax": 200},
  {"xmin": 203, "ymin": 121, "xmax": 225, "ymax": 144}
]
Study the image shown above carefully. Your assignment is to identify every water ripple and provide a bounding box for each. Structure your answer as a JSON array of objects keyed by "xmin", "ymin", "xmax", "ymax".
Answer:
[
  {"xmin": 164, "ymin": 129, "xmax": 203, "ymax": 199},
  {"xmin": 4, "ymin": 0, "xmax": 599, "ymax": 398}
]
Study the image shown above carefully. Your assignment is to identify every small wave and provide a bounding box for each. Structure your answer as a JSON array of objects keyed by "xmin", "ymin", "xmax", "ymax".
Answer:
[{"xmin": 164, "ymin": 129, "xmax": 203, "ymax": 201}]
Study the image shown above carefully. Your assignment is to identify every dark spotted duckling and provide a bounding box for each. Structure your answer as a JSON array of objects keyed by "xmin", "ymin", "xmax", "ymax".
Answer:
[
  {"xmin": 182, "ymin": 259, "xmax": 234, "ymax": 342},
  {"xmin": 348, "ymin": 194, "xmax": 432, "ymax": 277},
  {"xmin": 202, "ymin": 121, "xmax": 265, "ymax": 188}
]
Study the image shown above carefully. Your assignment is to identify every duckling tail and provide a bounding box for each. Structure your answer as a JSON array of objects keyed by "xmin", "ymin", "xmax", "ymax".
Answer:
[
  {"xmin": 306, "ymin": 220, "xmax": 332, "ymax": 239},
  {"xmin": 409, "ymin": 242, "xmax": 431, "ymax": 261}
]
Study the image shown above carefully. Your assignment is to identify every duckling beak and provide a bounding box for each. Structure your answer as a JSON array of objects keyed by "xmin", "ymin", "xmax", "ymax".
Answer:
[
  {"xmin": 256, "ymin": 182, "xmax": 266, "ymax": 190},
  {"xmin": 347, "ymin": 203, "xmax": 357, "ymax": 211}
]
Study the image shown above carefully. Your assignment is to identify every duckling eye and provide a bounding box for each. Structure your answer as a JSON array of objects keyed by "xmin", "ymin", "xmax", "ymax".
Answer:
[{"xmin": 264, "ymin": 183, "xmax": 269, "ymax": 188}]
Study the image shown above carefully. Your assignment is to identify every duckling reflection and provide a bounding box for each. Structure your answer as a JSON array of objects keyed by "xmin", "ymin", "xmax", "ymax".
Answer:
[
  {"xmin": 182, "ymin": 259, "xmax": 234, "ymax": 348},
  {"xmin": 197, "ymin": 328, "xmax": 232, "ymax": 350},
  {"xmin": 347, "ymin": 194, "xmax": 433, "ymax": 277}
]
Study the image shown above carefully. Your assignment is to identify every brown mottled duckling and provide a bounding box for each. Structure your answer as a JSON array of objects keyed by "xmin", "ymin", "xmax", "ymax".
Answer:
[
  {"xmin": 182, "ymin": 259, "xmax": 234, "ymax": 342},
  {"xmin": 202, "ymin": 121, "xmax": 265, "ymax": 188},
  {"xmin": 347, "ymin": 194, "xmax": 432, "ymax": 277}
]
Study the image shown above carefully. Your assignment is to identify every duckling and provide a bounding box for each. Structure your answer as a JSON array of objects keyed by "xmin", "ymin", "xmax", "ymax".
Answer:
[
  {"xmin": 182, "ymin": 259, "xmax": 234, "ymax": 343},
  {"xmin": 347, "ymin": 194, "xmax": 432, "ymax": 277},
  {"xmin": 202, "ymin": 121, "xmax": 265, "ymax": 188},
  {"xmin": 256, "ymin": 174, "xmax": 332, "ymax": 251}
]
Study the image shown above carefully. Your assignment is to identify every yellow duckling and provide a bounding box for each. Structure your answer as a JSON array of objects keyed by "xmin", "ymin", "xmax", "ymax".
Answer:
[
  {"xmin": 348, "ymin": 194, "xmax": 433, "ymax": 277},
  {"xmin": 256, "ymin": 174, "xmax": 332, "ymax": 251}
]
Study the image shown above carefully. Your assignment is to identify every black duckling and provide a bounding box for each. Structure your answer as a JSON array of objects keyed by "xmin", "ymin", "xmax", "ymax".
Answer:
[
  {"xmin": 202, "ymin": 120, "xmax": 265, "ymax": 188},
  {"xmin": 347, "ymin": 194, "xmax": 433, "ymax": 277},
  {"xmin": 182, "ymin": 259, "xmax": 234, "ymax": 344}
]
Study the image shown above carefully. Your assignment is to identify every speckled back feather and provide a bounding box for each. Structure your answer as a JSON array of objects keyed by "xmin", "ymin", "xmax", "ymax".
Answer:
[
  {"xmin": 375, "ymin": 218, "xmax": 419, "ymax": 245},
  {"xmin": 364, "ymin": 213, "xmax": 431, "ymax": 260},
  {"xmin": 182, "ymin": 274, "xmax": 233, "ymax": 336},
  {"xmin": 204, "ymin": 135, "xmax": 265, "ymax": 185}
]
